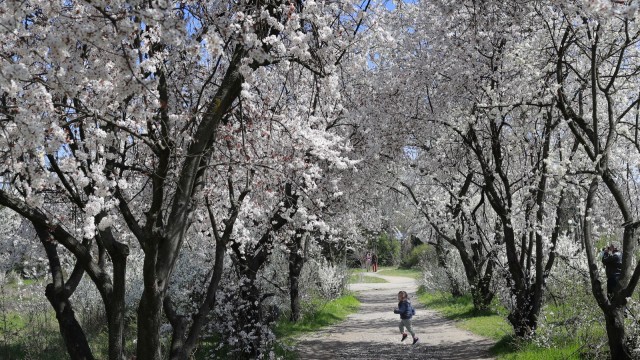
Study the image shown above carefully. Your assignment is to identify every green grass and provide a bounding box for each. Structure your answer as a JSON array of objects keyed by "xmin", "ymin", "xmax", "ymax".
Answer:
[
  {"xmin": 491, "ymin": 337, "xmax": 583, "ymax": 360},
  {"xmin": 272, "ymin": 294, "xmax": 361, "ymax": 359},
  {"xmin": 275, "ymin": 294, "xmax": 361, "ymax": 337},
  {"xmin": 4, "ymin": 277, "xmax": 40, "ymax": 290},
  {"xmin": 0, "ymin": 312, "xmax": 28, "ymax": 330},
  {"xmin": 0, "ymin": 308, "xmax": 71, "ymax": 360},
  {"xmin": 0, "ymin": 322, "xmax": 67, "ymax": 360},
  {"xmin": 347, "ymin": 273, "xmax": 388, "ymax": 284},
  {"xmin": 375, "ymin": 267, "xmax": 422, "ymax": 279},
  {"xmin": 417, "ymin": 291, "xmax": 510, "ymax": 341},
  {"xmin": 417, "ymin": 291, "xmax": 584, "ymax": 359},
  {"xmin": 20, "ymin": 279, "xmax": 39, "ymax": 287}
]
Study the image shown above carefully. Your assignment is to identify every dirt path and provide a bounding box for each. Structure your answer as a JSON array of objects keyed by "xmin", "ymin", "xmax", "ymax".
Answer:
[{"xmin": 295, "ymin": 272, "xmax": 496, "ymax": 360}]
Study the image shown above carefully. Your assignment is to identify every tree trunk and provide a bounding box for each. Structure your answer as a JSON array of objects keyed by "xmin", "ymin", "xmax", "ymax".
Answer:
[
  {"xmin": 457, "ymin": 238, "xmax": 495, "ymax": 312},
  {"xmin": 137, "ymin": 288, "xmax": 164, "ymax": 360},
  {"xmin": 36, "ymin": 224, "xmax": 95, "ymax": 360},
  {"xmin": 106, "ymin": 254, "xmax": 128, "ymax": 360},
  {"xmin": 500, "ymin": 219, "xmax": 542, "ymax": 338},
  {"xmin": 434, "ymin": 236, "xmax": 463, "ymax": 297},
  {"xmin": 471, "ymin": 286, "xmax": 493, "ymax": 312},
  {"xmin": 45, "ymin": 285, "xmax": 95, "ymax": 360},
  {"xmin": 289, "ymin": 231, "xmax": 306, "ymax": 322},
  {"xmin": 238, "ymin": 270, "xmax": 265, "ymax": 358},
  {"xmin": 507, "ymin": 290, "xmax": 536, "ymax": 338},
  {"xmin": 226, "ymin": 184, "xmax": 299, "ymax": 357},
  {"xmin": 289, "ymin": 263, "xmax": 303, "ymax": 322},
  {"xmin": 604, "ymin": 307, "xmax": 631, "ymax": 360},
  {"xmin": 447, "ymin": 271, "xmax": 464, "ymax": 298},
  {"xmin": 172, "ymin": 233, "xmax": 229, "ymax": 360},
  {"xmin": 165, "ymin": 296, "xmax": 188, "ymax": 360},
  {"xmin": 471, "ymin": 268, "xmax": 494, "ymax": 312},
  {"xmin": 137, "ymin": 244, "xmax": 164, "ymax": 360},
  {"xmin": 92, "ymin": 224, "xmax": 129, "ymax": 360}
]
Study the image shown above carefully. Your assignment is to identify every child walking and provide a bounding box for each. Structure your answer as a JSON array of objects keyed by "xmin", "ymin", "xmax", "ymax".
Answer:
[{"xmin": 394, "ymin": 290, "xmax": 419, "ymax": 344}]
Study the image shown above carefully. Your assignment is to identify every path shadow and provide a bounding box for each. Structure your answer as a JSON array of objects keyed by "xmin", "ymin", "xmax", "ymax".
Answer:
[{"xmin": 297, "ymin": 338, "xmax": 494, "ymax": 360}]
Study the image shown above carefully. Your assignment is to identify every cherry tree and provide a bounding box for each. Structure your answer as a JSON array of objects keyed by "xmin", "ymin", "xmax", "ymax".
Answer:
[
  {"xmin": 398, "ymin": 153, "xmax": 500, "ymax": 310},
  {"xmin": 551, "ymin": 1, "xmax": 640, "ymax": 357},
  {"xmin": 358, "ymin": 0, "xmax": 577, "ymax": 337},
  {"xmin": 197, "ymin": 64, "xmax": 359, "ymax": 354},
  {"xmin": 0, "ymin": 0, "xmax": 368, "ymax": 359}
]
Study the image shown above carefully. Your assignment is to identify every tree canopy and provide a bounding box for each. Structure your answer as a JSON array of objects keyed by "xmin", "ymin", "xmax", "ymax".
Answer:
[{"xmin": 2, "ymin": 0, "xmax": 640, "ymax": 359}]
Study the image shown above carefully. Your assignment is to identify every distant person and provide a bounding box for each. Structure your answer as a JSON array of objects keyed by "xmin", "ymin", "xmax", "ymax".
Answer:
[
  {"xmin": 365, "ymin": 252, "xmax": 372, "ymax": 272},
  {"xmin": 601, "ymin": 242, "xmax": 623, "ymax": 297},
  {"xmin": 372, "ymin": 253, "xmax": 378, "ymax": 272},
  {"xmin": 394, "ymin": 290, "xmax": 418, "ymax": 345}
]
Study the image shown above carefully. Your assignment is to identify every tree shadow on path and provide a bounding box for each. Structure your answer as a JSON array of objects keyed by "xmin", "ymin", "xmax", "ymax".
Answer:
[{"xmin": 297, "ymin": 337, "xmax": 494, "ymax": 360}]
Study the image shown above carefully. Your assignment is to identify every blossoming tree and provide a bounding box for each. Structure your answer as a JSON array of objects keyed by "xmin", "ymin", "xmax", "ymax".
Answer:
[{"xmin": 0, "ymin": 0, "xmax": 367, "ymax": 358}]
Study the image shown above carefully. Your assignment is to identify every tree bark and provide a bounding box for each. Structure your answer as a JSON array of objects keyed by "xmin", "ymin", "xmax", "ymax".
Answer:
[
  {"xmin": 172, "ymin": 230, "xmax": 230, "ymax": 360},
  {"xmin": 106, "ymin": 250, "xmax": 128, "ymax": 360},
  {"xmin": 604, "ymin": 307, "xmax": 631, "ymax": 360},
  {"xmin": 137, "ymin": 286, "xmax": 164, "ymax": 360},
  {"xmin": 3, "ymin": 194, "xmax": 128, "ymax": 360},
  {"xmin": 471, "ymin": 281, "xmax": 494, "ymax": 312},
  {"xmin": 37, "ymin": 224, "xmax": 95, "ymax": 360},
  {"xmin": 470, "ymin": 258, "xmax": 494, "ymax": 312},
  {"xmin": 507, "ymin": 290, "xmax": 536, "ymax": 337},
  {"xmin": 455, "ymin": 234, "xmax": 495, "ymax": 311},
  {"xmin": 227, "ymin": 183, "xmax": 300, "ymax": 356},
  {"xmin": 434, "ymin": 237, "xmax": 464, "ymax": 298},
  {"xmin": 45, "ymin": 284, "xmax": 95, "ymax": 360},
  {"xmin": 133, "ymin": 46, "xmax": 245, "ymax": 360},
  {"xmin": 92, "ymin": 223, "xmax": 130, "ymax": 360},
  {"xmin": 288, "ymin": 230, "xmax": 306, "ymax": 322},
  {"xmin": 501, "ymin": 220, "xmax": 538, "ymax": 338},
  {"xmin": 136, "ymin": 241, "xmax": 164, "ymax": 360}
]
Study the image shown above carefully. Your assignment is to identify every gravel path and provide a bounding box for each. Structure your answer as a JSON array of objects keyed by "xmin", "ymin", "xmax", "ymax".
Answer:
[{"xmin": 295, "ymin": 272, "xmax": 496, "ymax": 360}]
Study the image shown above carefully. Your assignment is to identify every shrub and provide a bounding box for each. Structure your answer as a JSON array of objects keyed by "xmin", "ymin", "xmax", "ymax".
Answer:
[
  {"xmin": 399, "ymin": 243, "xmax": 430, "ymax": 269},
  {"xmin": 369, "ymin": 233, "xmax": 400, "ymax": 266}
]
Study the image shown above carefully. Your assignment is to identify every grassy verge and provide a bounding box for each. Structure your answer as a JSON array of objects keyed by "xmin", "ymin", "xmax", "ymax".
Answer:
[
  {"xmin": 417, "ymin": 290, "xmax": 584, "ymax": 359},
  {"xmin": 491, "ymin": 339, "xmax": 583, "ymax": 360},
  {"xmin": 376, "ymin": 267, "xmax": 422, "ymax": 279},
  {"xmin": 417, "ymin": 291, "xmax": 510, "ymax": 339},
  {"xmin": 273, "ymin": 294, "xmax": 361, "ymax": 359},
  {"xmin": 347, "ymin": 273, "xmax": 388, "ymax": 284},
  {"xmin": 275, "ymin": 294, "xmax": 361, "ymax": 337}
]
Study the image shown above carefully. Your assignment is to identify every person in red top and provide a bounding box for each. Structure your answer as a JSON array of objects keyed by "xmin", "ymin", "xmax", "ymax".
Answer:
[{"xmin": 371, "ymin": 253, "xmax": 378, "ymax": 272}]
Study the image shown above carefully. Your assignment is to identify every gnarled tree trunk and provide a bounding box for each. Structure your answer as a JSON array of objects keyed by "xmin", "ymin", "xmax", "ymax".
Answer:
[{"xmin": 36, "ymin": 224, "xmax": 95, "ymax": 360}]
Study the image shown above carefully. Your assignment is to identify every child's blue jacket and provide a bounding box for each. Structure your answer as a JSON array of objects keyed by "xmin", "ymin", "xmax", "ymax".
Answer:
[{"xmin": 394, "ymin": 300, "xmax": 414, "ymax": 319}]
